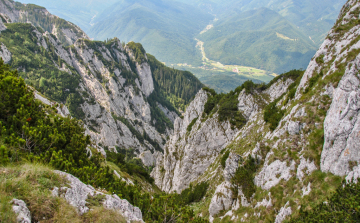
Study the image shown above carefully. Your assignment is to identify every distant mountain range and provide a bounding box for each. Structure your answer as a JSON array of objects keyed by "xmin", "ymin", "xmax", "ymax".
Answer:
[
  {"xmin": 197, "ymin": 7, "xmax": 318, "ymax": 74},
  {"xmin": 15, "ymin": 0, "xmax": 346, "ymax": 92}
]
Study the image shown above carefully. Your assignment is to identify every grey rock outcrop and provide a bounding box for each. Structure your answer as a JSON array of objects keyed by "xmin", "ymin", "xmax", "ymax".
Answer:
[
  {"xmin": 11, "ymin": 199, "xmax": 31, "ymax": 223},
  {"xmin": 296, "ymin": 156, "xmax": 317, "ymax": 180},
  {"xmin": 237, "ymin": 90, "xmax": 261, "ymax": 119},
  {"xmin": 274, "ymin": 201, "xmax": 292, "ymax": 223},
  {"xmin": 103, "ymin": 194, "xmax": 143, "ymax": 222},
  {"xmin": 255, "ymin": 160, "xmax": 296, "ymax": 190},
  {"xmin": 157, "ymin": 102, "xmax": 179, "ymax": 123},
  {"xmin": 208, "ymin": 182, "xmax": 234, "ymax": 218},
  {"xmin": 321, "ymin": 63, "xmax": 360, "ymax": 175},
  {"xmin": 287, "ymin": 121, "xmax": 301, "ymax": 135},
  {"xmin": 139, "ymin": 150, "xmax": 161, "ymax": 167},
  {"xmin": 0, "ymin": 0, "xmax": 88, "ymax": 46},
  {"xmin": 264, "ymin": 78, "xmax": 294, "ymax": 102},
  {"xmin": 152, "ymin": 89, "xmax": 238, "ymax": 192},
  {"xmin": 224, "ymin": 152, "xmax": 241, "ymax": 182},
  {"xmin": 346, "ymin": 165, "xmax": 360, "ymax": 183},
  {"xmin": 0, "ymin": 0, "xmax": 175, "ymax": 166},
  {"xmin": 54, "ymin": 170, "xmax": 144, "ymax": 222},
  {"xmin": 0, "ymin": 43, "xmax": 11, "ymax": 63}
]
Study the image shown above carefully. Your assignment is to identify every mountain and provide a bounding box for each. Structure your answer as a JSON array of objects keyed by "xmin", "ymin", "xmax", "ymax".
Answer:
[
  {"xmin": 0, "ymin": 0, "xmax": 204, "ymax": 166},
  {"xmin": 152, "ymin": 0, "xmax": 360, "ymax": 221},
  {"xmin": 88, "ymin": 0, "xmax": 213, "ymax": 66},
  {"xmin": 0, "ymin": 0, "xmax": 207, "ymax": 222},
  {"xmin": 8, "ymin": 0, "xmax": 119, "ymax": 32},
  {"xmin": 1, "ymin": 0, "xmax": 360, "ymax": 222},
  {"xmin": 198, "ymin": 7, "xmax": 318, "ymax": 74},
  {"xmin": 179, "ymin": 0, "xmax": 346, "ymax": 45}
]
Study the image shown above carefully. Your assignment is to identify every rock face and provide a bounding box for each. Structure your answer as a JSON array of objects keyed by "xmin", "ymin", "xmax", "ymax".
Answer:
[
  {"xmin": 54, "ymin": 170, "xmax": 144, "ymax": 222},
  {"xmin": 223, "ymin": 152, "xmax": 241, "ymax": 182},
  {"xmin": 202, "ymin": 1, "xmax": 360, "ymax": 221},
  {"xmin": 0, "ymin": 0, "xmax": 88, "ymax": 46},
  {"xmin": 255, "ymin": 160, "xmax": 296, "ymax": 190},
  {"xmin": 284, "ymin": 0, "xmax": 360, "ymax": 177},
  {"xmin": 208, "ymin": 181, "xmax": 234, "ymax": 218},
  {"xmin": 321, "ymin": 60, "xmax": 360, "ymax": 175},
  {"xmin": 151, "ymin": 89, "xmax": 238, "ymax": 192},
  {"xmin": 0, "ymin": 0, "xmax": 184, "ymax": 162},
  {"xmin": 0, "ymin": 43, "xmax": 11, "ymax": 63},
  {"xmin": 11, "ymin": 199, "xmax": 31, "ymax": 223}
]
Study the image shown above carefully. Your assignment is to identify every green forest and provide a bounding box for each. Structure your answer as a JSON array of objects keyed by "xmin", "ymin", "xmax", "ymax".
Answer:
[
  {"xmin": 147, "ymin": 54, "xmax": 204, "ymax": 111},
  {"xmin": 0, "ymin": 60, "xmax": 209, "ymax": 222}
]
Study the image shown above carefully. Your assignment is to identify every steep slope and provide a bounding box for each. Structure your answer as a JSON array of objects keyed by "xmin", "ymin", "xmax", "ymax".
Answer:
[
  {"xmin": 0, "ymin": 0, "xmax": 203, "ymax": 165},
  {"xmin": 152, "ymin": 0, "xmax": 360, "ymax": 221},
  {"xmin": 0, "ymin": 0, "xmax": 88, "ymax": 46},
  {"xmin": 198, "ymin": 7, "xmax": 318, "ymax": 74}
]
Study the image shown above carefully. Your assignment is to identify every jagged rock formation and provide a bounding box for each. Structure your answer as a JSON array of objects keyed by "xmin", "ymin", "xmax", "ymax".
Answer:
[
  {"xmin": 54, "ymin": 170, "xmax": 144, "ymax": 222},
  {"xmin": 0, "ymin": 0, "xmax": 203, "ymax": 163},
  {"xmin": 0, "ymin": 0, "xmax": 88, "ymax": 46},
  {"xmin": 153, "ymin": 1, "xmax": 360, "ymax": 221},
  {"xmin": 151, "ymin": 89, "xmax": 239, "ymax": 192},
  {"xmin": 11, "ymin": 199, "xmax": 31, "ymax": 223}
]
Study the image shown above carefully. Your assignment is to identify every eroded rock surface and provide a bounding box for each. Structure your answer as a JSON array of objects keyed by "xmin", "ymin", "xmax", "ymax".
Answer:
[
  {"xmin": 11, "ymin": 199, "xmax": 31, "ymax": 223},
  {"xmin": 54, "ymin": 170, "xmax": 143, "ymax": 222},
  {"xmin": 152, "ymin": 90, "xmax": 238, "ymax": 192},
  {"xmin": 208, "ymin": 182, "xmax": 234, "ymax": 218}
]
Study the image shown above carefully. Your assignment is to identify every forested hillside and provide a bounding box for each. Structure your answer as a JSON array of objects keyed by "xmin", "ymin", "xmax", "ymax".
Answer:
[
  {"xmin": 88, "ymin": 0, "xmax": 212, "ymax": 66},
  {"xmin": 0, "ymin": 60, "xmax": 209, "ymax": 222},
  {"xmin": 0, "ymin": 0, "xmax": 204, "ymax": 169},
  {"xmin": 197, "ymin": 7, "xmax": 317, "ymax": 74}
]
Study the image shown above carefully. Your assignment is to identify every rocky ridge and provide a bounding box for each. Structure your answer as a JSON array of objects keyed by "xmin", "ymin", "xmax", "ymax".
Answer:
[
  {"xmin": 0, "ymin": 0, "xmax": 88, "ymax": 46},
  {"xmin": 152, "ymin": 0, "xmax": 360, "ymax": 221},
  {"xmin": 0, "ymin": 0, "xmax": 193, "ymax": 164}
]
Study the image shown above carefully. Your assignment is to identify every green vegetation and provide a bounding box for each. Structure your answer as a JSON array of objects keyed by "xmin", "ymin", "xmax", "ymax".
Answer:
[
  {"xmin": 264, "ymin": 69, "xmax": 304, "ymax": 130},
  {"xmin": 263, "ymin": 97, "xmax": 285, "ymax": 131},
  {"xmin": 88, "ymin": 0, "xmax": 212, "ymax": 66},
  {"xmin": 198, "ymin": 8, "xmax": 317, "ymax": 74},
  {"xmin": 106, "ymin": 150, "xmax": 154, "ymax": 184},
  {"xmin": 179, "ymin": 66, "xmax": 265, "ymax": 93},
  {"xmin": 231, "ymin": 156, "xmax": 258, "ymax": 200},
  {"xmin": 203, "ymin": 80, "xmax": 266, "ymax": 129},
  {"xmin": 202, "ymin": 88, "xmax": 247, "ymax": 129},
  {"xmin": 289, "ymin": 180, "xmax": 360, "ymax": 222},
  {"xmin": 0, "ymin": 23, "xmax": 85, "ymax": 119},
  {"xmin": 180, "ymin": 182, "xmax": 209, "ymax": 204},
  {"xmin": 0, "ymin": 61, "xmax": 207, "ymax": 222},
  {"xmin": 221, "ymin": 151, "xmax": 230, "ymax": 168},
  {"xmin": 126, "ymin": 41, "xmax": 147, "ymax": 64},
  {"xmin": 187, "ymin": 117, "xmax": 198, "ymax": 132},
  {"xmin": 148, "ymin": 54, "xmax": 204, "ymax": 111},
  {"xmin": 304, "ymin": 71, "xmax": 323, "ymax": 94}
]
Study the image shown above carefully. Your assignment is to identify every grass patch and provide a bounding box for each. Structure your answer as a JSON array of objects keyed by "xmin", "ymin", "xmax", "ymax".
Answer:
[
  {"xmin": 221, "ymin": 151, "xmax": 230, "ymax": 168},
  {"xmin": 187, "ymin": 117, "xmax": 198, "ymax": 132}
]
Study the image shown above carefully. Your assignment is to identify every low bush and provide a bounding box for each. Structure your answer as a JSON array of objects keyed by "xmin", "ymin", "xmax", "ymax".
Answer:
[
  {"xmin": 187, "ymin": 117, "xmax": 198, "ymax": 132},
  {"xmin": 231, "ymin": 156, "xmax": 258, "ymax": 200},
  {"xmin": 221, "ymin": 151, "xmax": 230, "ymax": 168},
  {"xmin": 289, "ymin": 180, "xmax": 360, "ymax": 222},
  {"xmin": 180, "ymin": 182, "xmax": 209, "ymax": 204}
]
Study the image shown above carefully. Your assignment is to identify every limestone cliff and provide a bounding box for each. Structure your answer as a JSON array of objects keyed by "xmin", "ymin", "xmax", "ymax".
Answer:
[
  {"xmin": 0, "ymin": 0, "xmax": 192, "ymax": 164},
  {"xmin": 153, "ymin": 0, "xmax": 360, "ymax": 221}
]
